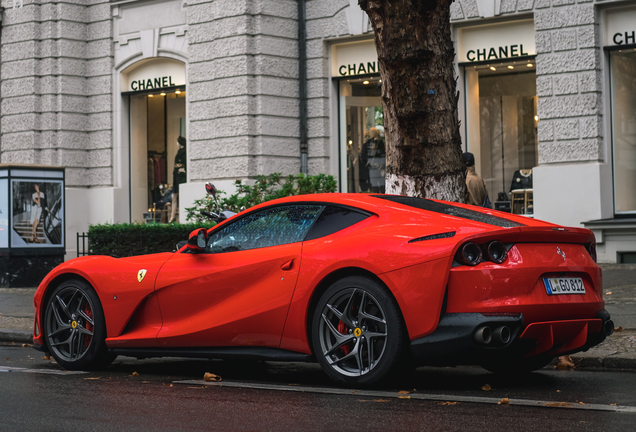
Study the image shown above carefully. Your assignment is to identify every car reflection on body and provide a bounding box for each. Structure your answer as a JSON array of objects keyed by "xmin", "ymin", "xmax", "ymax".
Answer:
[{"xmin": 32, "ymin": 193, "xmax": 613, "ymax": 386}]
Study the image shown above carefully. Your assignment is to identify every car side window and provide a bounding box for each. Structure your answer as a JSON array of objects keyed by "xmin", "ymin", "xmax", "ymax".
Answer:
[
  {"xmin": 304, "ymin": 205, "xmax": 371, "ymax": 241},
  {"xmin": 207, "ymin": 205, "xmax": 323, "ymax": 253}
]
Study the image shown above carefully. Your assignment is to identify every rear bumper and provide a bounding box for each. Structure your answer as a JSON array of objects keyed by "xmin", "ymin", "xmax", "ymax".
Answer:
[{"xmin": 410, "ymin": 310, "xmax": 613, "ymax": 365}]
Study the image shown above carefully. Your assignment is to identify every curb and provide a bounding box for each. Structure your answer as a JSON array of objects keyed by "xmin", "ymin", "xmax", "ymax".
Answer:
[{"xmin": 0, "ymin": 329, "xmax": 33, "ymax": 345}]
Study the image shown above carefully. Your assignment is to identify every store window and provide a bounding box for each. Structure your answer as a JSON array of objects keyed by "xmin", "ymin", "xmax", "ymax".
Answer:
[
  {"xmin": 130, "ymin": 90, "xmax": 186, "ymax": 223},
  {"xmin": 610, "ymin": 49, "xmax": 636, "ymax": 214},
  {"xmin": 339, "ymin": 77, "xmax": 386, "ymax": 193},
  {"xmin": 464, "ymin": 60, "xmax": 538, "ymax": 215}
]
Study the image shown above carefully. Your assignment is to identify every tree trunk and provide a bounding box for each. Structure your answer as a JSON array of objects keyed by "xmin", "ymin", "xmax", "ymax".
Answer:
[{"xmin": 359, "ymin": 0, "xmax": 466, "ymax": 202}]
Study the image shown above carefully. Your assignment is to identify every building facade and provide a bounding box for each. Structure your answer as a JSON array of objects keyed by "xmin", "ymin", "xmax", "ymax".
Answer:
[{"xmin": 0, "ymin": 0, "xmax": 634, "ymax": 262}]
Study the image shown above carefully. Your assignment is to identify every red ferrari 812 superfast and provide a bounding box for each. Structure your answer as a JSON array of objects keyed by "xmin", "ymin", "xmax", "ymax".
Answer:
[{"xmin": 32, "ymin": 193, "xmax": 613, "ymax": 386}]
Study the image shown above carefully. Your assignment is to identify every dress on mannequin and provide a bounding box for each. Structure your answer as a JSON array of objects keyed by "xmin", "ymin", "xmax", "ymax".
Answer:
[{"xmin": 169, "ymin": 136, "xmax": 187, "ymax": 223}]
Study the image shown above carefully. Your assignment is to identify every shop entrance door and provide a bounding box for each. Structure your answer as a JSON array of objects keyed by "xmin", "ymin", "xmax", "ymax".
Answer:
[{"xmin": 129, "ymin": 90, "xmax": 186, "ymax": 223}]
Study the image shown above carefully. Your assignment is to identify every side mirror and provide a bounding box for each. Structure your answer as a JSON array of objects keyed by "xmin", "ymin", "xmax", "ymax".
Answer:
[
  {"xmin": 186, "ymin": 228, "xmax": 208, "ymax": 252},
  {"xmin": 205, "ymin": 182, "xmax": 217, "ymax": 198}
]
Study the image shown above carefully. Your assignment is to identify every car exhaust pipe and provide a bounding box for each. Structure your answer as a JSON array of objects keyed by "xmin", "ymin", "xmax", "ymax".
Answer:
[
  {"xmin": 604, "ymin": 320, "xmax": 615, "ymax": 337},
  {"xmin": 493, "ymin": 326, "xmax": 511, "ymax": 344},
  {"xmin": 474, "ymin": 326, "xmax": 492, "ymax": 345}
]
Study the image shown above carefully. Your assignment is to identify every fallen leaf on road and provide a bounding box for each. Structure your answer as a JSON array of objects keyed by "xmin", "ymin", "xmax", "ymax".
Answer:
[
  {"xmin": 398, "ymin": 396, "xmax": 411, "ymax": 399},
  {"xmin": 203, "ymin": 372, "xmax": 221, "ymax": 382},
  {"xmin": 397, "ymin": 390, "xmax": 410, "ymax": 394},
  {"xmin": 438, "ymin": 402, "xmax": 458, "ymax": 405},
  {"xmin": 579, "ymin": 402, "xmax": 585, "ymax": 405},
  {"xmin": 357, "ymin": 399, "xmax": 390, "ymax": 403},
  {"xmin": 131, "ymin": 372, "xmax": 139, "ymax": 377},
  {"xmin": 605, "ymin": 292, "xmax": 612, "ymax": 295},
  {"xmin": 162, "ymin": 383, "xmax": 173, "ymax": 387},
  {"xmin": 555, "ymin": 355, "xmax": 575, "ymax": 369},
  {"xmin": 610, "ymin": 403, "xmax": 618, "ymax": 406},
  {"xmin": 288, "ymin": 383, "xmax": 300, "ymax": 386},
  {"xmin": 22, "ymin": 344, "xmax": 30, "ymax": 347},
  {"xmin": 545, "ymin": 402, "xmax": 571, "ymax": 407},
  {"xmin": 556, "ymin": 390, "xmax": 561, "ymax": 392},
  {"xmin": 84, "ymin": 377, "xmax": 100, "ymax": 380},
  {"xmin": 615, "ymin": 326, "xmax": 623, "ymax": 332},
  {"xmin": 5, "ymin": 358, "xmax": 9, "ymax": 360},
  {"xmin": 42, "ymin": 356, "xmax": 50, "ymax": 360},
  {"xmin": 482, "ymin": 384, "xmax": 492, "ymax": 391},
  {"xmin": 498, "ymin": 398, "xmax": 510, "ymax": 405}
]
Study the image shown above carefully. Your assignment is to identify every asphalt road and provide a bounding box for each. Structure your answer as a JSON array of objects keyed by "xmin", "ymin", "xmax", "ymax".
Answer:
[{"xmin": 1, "ymin": 344, "xmax": 635, "ymax": 431}]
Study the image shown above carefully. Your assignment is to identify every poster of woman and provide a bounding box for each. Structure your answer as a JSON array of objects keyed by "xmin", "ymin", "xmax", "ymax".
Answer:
[{"xmin": 11, "ymin": 179, "xmax": 64, "ymax": 247}]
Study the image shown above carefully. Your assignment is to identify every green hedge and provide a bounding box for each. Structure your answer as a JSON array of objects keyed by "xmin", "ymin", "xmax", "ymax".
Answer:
[{"xmin": 88, "ymin": 222, "xmax": 215, "ymax": 258}]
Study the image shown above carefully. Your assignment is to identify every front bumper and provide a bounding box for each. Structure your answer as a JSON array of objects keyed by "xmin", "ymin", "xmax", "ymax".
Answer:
[{"xmin": 410, "ymin": 310, "xmax": 613, "ymax": 365}]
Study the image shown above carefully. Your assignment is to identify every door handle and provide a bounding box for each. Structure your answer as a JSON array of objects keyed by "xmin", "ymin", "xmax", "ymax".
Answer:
[{"xmin": 280, "ymin": 259, "xmax": 294, "ymax": 271}]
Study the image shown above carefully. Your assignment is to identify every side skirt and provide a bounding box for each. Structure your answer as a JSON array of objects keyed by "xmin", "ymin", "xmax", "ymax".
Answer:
[{"xmin": 109, "ymin": 346, "xmax": 316, "ymax": 363}]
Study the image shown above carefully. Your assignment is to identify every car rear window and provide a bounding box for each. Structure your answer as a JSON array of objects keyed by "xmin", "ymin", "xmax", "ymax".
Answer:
[
  {"xmin": 372, "ymin": 195, "xmax": 524, "ymax": 228},
  {"xmin": 304, "ymin": 205, "xmax": 371, "ymax": 241}
]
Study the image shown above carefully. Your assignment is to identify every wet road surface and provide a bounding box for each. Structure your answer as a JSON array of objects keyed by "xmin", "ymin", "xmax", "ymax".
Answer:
[{"xmin": 1, "ymin": 343, "xmax": 635, "ymax": 431}]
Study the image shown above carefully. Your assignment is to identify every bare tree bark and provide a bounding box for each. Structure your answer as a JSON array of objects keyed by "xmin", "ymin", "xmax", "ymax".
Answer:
[{"xmin": 359, "ymin": 0, "xmax": 466, "ymax": 202}]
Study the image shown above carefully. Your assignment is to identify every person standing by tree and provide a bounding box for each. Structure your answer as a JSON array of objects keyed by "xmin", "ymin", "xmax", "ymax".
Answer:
[
  {"xmin": 359, "ymin": 0, "xmax": 466, "ymax": 201},
  {"xmin": 463, "ymin": 152, "xmax": 490, "ymax": 208}
]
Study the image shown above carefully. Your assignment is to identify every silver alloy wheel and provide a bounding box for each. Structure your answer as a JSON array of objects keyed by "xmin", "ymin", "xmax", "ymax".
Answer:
[
  {"xmin": 318, "ymin": 288, "xmax": 388, "ymax": 377},
  {"xmin": 45, "ymin": 287, "xmax": 95, "ymax": 363}
]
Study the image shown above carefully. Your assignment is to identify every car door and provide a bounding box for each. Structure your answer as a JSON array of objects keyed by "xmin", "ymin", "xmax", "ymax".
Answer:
[{"xmin": 154, "ymin": 204, "xmax": 323, "ymax": 348}]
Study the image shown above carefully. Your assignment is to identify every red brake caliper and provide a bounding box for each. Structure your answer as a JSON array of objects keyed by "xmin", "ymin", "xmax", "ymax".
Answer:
[
  {"xmin": 83, "ymin": 305, "xmax": 93, "ymax": 346},
  {"xmin": 337, "ymin": 321, "xmax": 351, "ymax": 355}
]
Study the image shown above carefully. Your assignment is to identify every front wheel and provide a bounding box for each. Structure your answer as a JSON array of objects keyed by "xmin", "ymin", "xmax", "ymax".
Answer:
[
  {"xmin": 44, "ymin": 279, "xmax": 115, "ymax": 370},
  {"xmin": 311, "ymin": 276, "xmax": 408, "ymax": 386}
]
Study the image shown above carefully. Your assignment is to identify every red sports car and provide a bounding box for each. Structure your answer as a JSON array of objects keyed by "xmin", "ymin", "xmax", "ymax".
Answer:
[{"xmin": 32, "ymin": 194, "xmax": 613, "ymax": 386}]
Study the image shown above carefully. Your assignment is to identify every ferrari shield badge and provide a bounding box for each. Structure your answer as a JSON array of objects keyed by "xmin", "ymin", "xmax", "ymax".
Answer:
[{"xmin": 137, "ymin": 269, "xmax": 147, "ymax": 283}]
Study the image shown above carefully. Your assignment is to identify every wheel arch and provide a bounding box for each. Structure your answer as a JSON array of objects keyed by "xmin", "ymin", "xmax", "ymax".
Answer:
[
  {"xmin": 304, "ymin": 267, "xmax": 403, "ymax": 356},
  {"xmin": 40, "ymin": 273, "xmax": 94, "ymax": 330}
]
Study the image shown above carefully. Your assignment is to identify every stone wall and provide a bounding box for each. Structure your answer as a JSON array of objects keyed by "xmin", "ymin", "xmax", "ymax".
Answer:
[
  {"xmin": 0, "ymin": 0, "xmax": 113, "ymax": 187},
  {"xmin": 186, "ymin": 0, "xmax": 302, "ymax": 182}
]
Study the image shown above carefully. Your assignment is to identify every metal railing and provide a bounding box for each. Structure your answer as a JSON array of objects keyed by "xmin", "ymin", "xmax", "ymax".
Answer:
[{"xmin": 76, "ymin": 232, "xmax": 90, "ymax": 257}]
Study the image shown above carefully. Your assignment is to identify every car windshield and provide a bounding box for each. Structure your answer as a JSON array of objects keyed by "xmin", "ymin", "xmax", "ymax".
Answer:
[{"xmin": 372, "ymin": 195, "xmax": 524, "ymax": 228}]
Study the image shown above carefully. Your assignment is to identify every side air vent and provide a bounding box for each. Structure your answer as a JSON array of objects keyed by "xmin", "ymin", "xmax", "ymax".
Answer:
[{"xmin": 408, "ymin": 232, "xmax": 456, "ymax": 243}]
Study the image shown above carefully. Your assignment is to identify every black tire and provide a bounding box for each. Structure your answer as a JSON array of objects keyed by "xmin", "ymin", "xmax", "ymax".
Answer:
[
  {"xmin": 311, "ymin": 276, "xmax": 408, "ymax": 387},
  {"xmin": 481, "ymin": 355, "xmax": 553, "ymax": 375},
  {"xmin": 43, "ymin": 279, "xmax": 115, "ymax": 370}
]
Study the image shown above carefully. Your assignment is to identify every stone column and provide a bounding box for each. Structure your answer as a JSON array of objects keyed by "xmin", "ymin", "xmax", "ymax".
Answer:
[{"xmin": 533, "ymin": 2, "xmax": 612, "ymax": 226}]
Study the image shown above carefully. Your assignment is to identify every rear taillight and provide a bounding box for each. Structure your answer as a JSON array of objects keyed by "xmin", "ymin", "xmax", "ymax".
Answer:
[
  {"xmin": 486, "ymin": 241, "xmax": 507, "ymax": 264},
  {"xmin": 456, "ymin": 242, "xmax": 482, "ymax": 266},
  {"xmin": 587, "ymin": 243, "xmax": 597, "ymax": 263}
]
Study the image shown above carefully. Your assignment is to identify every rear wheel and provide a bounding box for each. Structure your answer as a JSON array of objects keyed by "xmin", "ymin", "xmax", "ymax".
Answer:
[
  {"xmin": 311, "ymin": 276, "xmax": 408, "ymax": 386},
  {"xmin": 44, "ymin": 279, "xmax": 115, "ymax": 370}
]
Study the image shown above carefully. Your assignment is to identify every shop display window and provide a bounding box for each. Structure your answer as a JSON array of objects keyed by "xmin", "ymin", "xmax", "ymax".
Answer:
[
  {"xmin": 130, "ymin": 90, "xmax": 186, "ymax": 223},
  {"xmin": 464, "ymin": 60, "xmax": 538, "ymax": 215},
  {"xmin": 610, "ymin": 50, "xmax": 636, "ymax": 214},
  {"xmin": 339, "ymin": 78, "xmax": 386, "ymax": 193}
]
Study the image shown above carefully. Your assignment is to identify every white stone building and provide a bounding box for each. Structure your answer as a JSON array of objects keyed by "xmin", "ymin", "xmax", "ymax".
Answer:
[{"xmin": 0, "ymin": 0, "xmax": 634, "ymax": 263}]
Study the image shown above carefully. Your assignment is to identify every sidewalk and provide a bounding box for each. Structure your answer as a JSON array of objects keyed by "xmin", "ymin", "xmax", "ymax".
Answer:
[{"xmin": 1, "ymin": 264, "xmax": 635, "ymax": 371}]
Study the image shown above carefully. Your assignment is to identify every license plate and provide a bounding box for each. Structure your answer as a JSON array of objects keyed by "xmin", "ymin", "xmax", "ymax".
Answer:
[{"xmin": 543, "ymin": 277, "xmax": 586, "ymax": 295}]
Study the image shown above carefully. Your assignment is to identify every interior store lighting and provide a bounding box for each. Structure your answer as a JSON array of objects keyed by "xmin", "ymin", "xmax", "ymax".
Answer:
[
  {"xmin": 148, "ymin": 94, "xmax": 154, "ymax": 97},
  {"xmin": 534, "ymin": 115, "xmax": 539, "ymax": 121},
  {"xmin": 489, "ymin": 66, "xmax": 496, "ymax": 71},
  {"xmin": 176, "ymin": 90, "xmax": 181, "ymax": 94},
  {"xmin": 527, "ymin": 63, "xmax": 533, "ymax": 67},
  {"xmin": 160, "ymin": 92, "xmax": 166, "ymax": 96},
  {"xmin": 508, "ymin": 65, "xmax": 514, "ymax": 69},
  {"xmin": 363, "ymin": 80, "xmax": 370, "ymax": 85}
]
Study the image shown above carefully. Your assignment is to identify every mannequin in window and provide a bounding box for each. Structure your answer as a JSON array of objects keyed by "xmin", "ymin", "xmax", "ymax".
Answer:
[
  {"xmin": 509, "ymin": 169, "xmax": 533, "ymax": 191},
  {"xmin": 365, "ymin": 127, "xmax": 386, "ymax": 192},
  {"xmin": 169, "ymin": 136, "xmax": 187, "ymax": 223},
  {"xmin": 30, "ymin": 183, "xmax": 48, "ymax": 243}
]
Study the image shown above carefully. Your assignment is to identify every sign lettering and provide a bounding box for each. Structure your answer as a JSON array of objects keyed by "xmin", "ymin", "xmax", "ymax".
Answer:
[
  {"xmin": 131, "ymin": 76, "xmax": 176, "ymax": 92},
  {"xmin": 466, "ymin": 44, "xmax": 530, "ymax": 62},
  {"xmin": 338, "ymin": 61, "xmax": 378, "ymax": 76},
  {"xmin": 613, "ymin": 31, "xmax": 636, "ymax": 45}
]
